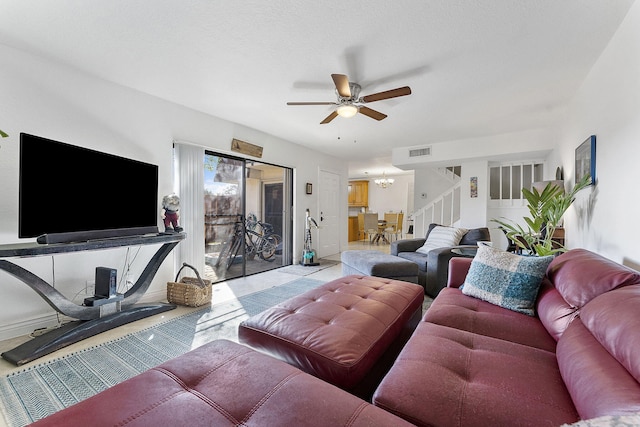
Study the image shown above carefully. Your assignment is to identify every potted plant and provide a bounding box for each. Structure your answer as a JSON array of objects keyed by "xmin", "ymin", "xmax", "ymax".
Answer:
[{"xmin": 493, "ymin": 174, "xmax": 591, "ymax": 256}]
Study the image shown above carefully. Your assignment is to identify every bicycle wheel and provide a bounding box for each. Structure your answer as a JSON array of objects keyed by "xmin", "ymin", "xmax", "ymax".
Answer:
[
  {"xmin": 226, "ymin": 233, "xmax": 243, "ymax": 270},
  {"xmin": 244, "ymin": 235, "xmax": 257, "ymax": 261},
  {"xmin": 258, "ymin": 234, "xmax": 280, "ymax": 261}
]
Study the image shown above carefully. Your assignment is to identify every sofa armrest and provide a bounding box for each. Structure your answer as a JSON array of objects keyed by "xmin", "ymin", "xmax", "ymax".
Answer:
[
  {"xmin": 424, "ymin": 246, "xmax": 478, "ymax": 296},
  {"xmin": 391, "ymin": 238, "xmax": 426, "ymax": 256},
  {"xmin": 448, "ymin": 257, "xmax": 473, "ymax": 288}
]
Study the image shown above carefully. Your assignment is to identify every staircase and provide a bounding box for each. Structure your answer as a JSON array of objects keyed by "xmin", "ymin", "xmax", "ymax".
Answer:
[
  {"xmin": 411, "ymin": 181, "xmax": 461, "ymax": 238},
  {"xmin": 435, "ymin": 166, "xmax": 462, "ymax": 183}
]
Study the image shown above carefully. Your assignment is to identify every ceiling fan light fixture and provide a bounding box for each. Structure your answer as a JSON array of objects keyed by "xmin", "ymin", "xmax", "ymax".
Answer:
[{"xmin": 336, "ymin": 104, "xmax": 359, "ymax": 118}]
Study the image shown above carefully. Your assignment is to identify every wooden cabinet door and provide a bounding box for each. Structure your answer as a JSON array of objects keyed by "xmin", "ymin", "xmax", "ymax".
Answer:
[
  {"xmin": 348, "ymin": 181, "xmax": 368, "ymax": 207},
  {"xmin": 348, "ymin": 217, "xmax": 359, "ymax": 241},
  {"xmin": 348, "ymin": 183, "xmax": 356, "ymax": 205}
]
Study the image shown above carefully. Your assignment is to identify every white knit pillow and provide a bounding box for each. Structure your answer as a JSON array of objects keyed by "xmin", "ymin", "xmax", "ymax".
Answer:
[{"xmin": 416, "ymin": 226, "xmax": 467, "ymax": 254}]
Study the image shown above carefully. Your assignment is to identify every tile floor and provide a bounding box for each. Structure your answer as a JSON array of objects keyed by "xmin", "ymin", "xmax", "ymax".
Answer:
[{"xmin": 0, "ymin": 242, "xmax": 390, "ymax": 378}]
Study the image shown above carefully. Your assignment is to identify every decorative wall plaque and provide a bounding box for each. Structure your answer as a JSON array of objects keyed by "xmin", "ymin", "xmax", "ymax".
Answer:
[{"xmin": 231, "ymin": 138, "xmax": 263, "ymax": 158}]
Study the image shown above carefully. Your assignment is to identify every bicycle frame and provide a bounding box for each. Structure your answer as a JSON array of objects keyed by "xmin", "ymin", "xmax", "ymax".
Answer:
[{"xmin": 215, "ymin": 215, "xmax": 281, "ymax": 270}]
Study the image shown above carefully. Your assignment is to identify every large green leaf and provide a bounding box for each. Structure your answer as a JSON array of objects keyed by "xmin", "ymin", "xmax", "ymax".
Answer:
[{"xmin": 491, "ymin": 174, "xmax": 592, "ymax": 256}]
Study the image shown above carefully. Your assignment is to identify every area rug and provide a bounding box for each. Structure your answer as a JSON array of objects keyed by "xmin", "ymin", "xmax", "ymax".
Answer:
[
  {"xmin": 278, "ymin": 259, "xmax": 338, "ymax": 276},
  {"xmin": 0, "ymin": 277, "xmax": 324, "ymax": 427}
]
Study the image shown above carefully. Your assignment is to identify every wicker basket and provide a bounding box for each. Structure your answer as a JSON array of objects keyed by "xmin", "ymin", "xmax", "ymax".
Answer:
[{"xmin": 167, "ymin": 263, "xmax": 212, "ymax": 307}]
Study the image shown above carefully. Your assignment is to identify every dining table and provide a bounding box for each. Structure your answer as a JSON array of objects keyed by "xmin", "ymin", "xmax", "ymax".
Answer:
[{"xmin": 370, "ymin": 220, "xmax": 390, "ymax": 244}]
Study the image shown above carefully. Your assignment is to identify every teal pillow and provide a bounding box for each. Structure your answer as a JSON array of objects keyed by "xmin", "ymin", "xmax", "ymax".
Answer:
[{"xmin": 462, "ymin": 244, "xmax": 553, "ymax": 316}]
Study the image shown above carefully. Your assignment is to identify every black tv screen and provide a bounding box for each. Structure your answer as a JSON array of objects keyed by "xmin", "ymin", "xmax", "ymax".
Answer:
[{"xmin": 19, "ymin": 133, "xmax": 159, "ymax": 243}]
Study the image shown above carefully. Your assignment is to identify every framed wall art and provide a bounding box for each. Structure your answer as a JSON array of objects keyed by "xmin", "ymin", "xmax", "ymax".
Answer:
[
  {"xmin": 575, "ymin": 135, "xmax": 596, "ymax": 185},
  {"xmin": 470, "ymin": 176, "xmax": 478, "ymax": 198}
]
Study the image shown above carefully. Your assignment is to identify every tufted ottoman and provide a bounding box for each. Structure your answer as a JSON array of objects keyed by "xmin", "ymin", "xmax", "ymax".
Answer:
[
  {"xmin": 341, "ymin": 250, "xmax": 419, "ymax": 284},
  {"xmin": 31, "ymin": 339, "xmax": 414, "ymax": 427},
  {"xmin": 238, "ymin": 275, "xmax": 424, "ymax": 399}
]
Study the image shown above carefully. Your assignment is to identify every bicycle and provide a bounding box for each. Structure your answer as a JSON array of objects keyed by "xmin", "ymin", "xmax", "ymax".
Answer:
[
  {"xmin": 214, "ymin": 214, "xmax": 282, "ymax": 270},
  {"xmin": 245, "ymin": 214, "xmax": 281, "ymax": 261}
]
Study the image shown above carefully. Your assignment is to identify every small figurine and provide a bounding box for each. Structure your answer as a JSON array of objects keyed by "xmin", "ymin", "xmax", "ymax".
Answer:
[{"xmin": 161, "ymin": 193, "xmax": 183, "ymax": 233}]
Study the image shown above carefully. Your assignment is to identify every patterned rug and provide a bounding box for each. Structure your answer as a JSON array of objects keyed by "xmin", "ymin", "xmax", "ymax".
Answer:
[
  {"xmin": 0, "ymin": 277, "xmax": 324, "ymax": 427},
  {"xmin": 278, "ymin": 259, "xmax": 339, "ymax": 275}
]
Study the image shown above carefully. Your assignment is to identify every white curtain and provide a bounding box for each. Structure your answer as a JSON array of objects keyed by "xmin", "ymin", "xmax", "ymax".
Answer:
[{"xmin": 172, "ymin": 142, "xmax": 205, "ymax": 277}]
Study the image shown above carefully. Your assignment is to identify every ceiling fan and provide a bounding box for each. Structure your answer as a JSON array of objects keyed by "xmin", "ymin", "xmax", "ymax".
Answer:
[{"xmin": 287, "ymin": 74, "xmax": 411, "ymax": 124}]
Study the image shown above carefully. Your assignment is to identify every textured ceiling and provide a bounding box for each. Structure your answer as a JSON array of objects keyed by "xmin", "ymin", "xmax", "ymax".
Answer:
[{"xmin": 0, "ymin": 0, "xmax": 634, "ymax": 177}]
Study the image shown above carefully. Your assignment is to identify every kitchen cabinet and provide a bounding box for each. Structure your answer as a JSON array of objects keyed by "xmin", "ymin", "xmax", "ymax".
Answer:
[
  {"xmin": 348, "ymin": 216, "xmax": 359, "ymax": 241},
  {"xmin": 348, "ymin": 180, "xmax": 369, "ymax": 207}
]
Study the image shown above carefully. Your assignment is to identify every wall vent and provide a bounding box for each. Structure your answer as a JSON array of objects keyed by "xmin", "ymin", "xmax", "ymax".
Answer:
[{"xmin": 409, "ymin": 146, "xmax": 432, "ymax": 157}]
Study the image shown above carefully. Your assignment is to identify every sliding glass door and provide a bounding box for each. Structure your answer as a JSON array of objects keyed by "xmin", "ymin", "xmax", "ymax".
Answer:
[{"xmin": 203, "ymin": 151, "xmax": 292, "ymax": 283}]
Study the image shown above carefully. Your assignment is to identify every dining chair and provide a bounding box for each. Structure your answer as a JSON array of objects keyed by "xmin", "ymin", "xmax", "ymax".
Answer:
[
  {"xmin": 383, "ymin": 212, "xmax": 404, "ymax": 242},
  {"xmin": 363, "ymin": 213, "xmax": 379, "ymax": 244},
  {"xmin": 394, "ymin": 212, "xmax": 404, "ymax": 240},
  {"xmin": 383, "ymin": 212, "xmax": 397, "ymax": 242}
]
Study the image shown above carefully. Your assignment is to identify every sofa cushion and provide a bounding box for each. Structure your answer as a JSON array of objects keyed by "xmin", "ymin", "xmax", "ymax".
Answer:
[
  {"xmin": 459, "ymin": 226, "xmax": 491, "ymax": 245},
  {"xmin": 396, "ymin": 251, "xmax": 429, "ymax": 272},
  {"xmin": 416, "ymin": 225, "xmax": 466, "ymax": 254},
  {"xmin": 461, "ymin": 244, "xmax": 554, "ymax": 315},
  {"xmin": 341, "ymin": 250, "xmax": 418, "ymax": 283},
  {"xmin": 424, "ymin": 287, "xmax": 557, "ymax": 352},
  {"xmin": 373, "ymin": 322, "xmax": 579, "ymax": 426},
  {"xmin": 547, "ymin": 248, "xmax": 640, "ymax": 308},
  {"xmin": 557, "ymin": 286, "xmax": 640, "ymax": 420},
  {"xmin": 536, "ymin": 279, "xmax": 579, "ymax": 341},
  {"xmin": 580, "ymin": 286, "xmax": 640, "ymax": 385}
]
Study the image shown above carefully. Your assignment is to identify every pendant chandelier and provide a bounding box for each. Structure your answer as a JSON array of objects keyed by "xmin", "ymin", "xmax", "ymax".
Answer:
[{"xmin": 375, "ymin": 172, "xmax": 394, "ymax": 189}]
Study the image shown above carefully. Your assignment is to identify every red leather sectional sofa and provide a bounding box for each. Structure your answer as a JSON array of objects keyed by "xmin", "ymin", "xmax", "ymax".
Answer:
[
  {"xmin": 31, "ymin": 249, "xmax": 640, "ymax": 426},
  {"xmin": 374, "ymin": 248, "xmax": 640, "ymax": 425}
]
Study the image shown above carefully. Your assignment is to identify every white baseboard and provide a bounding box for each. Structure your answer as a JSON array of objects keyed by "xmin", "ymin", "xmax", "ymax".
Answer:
[
  {"xmin": 0, "ymin": 313, "xmax": 61, "ymax": 342},
  {"xmin": 0, "ymin": 291, "xmax": 168, "ymax": 342}
]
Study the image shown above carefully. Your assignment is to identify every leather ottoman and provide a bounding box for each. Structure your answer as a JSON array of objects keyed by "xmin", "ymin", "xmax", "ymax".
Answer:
[
  {"xmin": 341, "ymin": 250, "xmax": 419, "ymax": 283},
  {"xmin": 30, "ymin": 340, "xmax": 413, "ymax": 427},
  {"xmin": 238, "ymin": 275, "xmax": 424, "ymax": 399}
]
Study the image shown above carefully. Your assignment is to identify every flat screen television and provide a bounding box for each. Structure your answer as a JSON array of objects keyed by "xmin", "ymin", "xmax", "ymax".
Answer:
[{"xmin": 19, "ymin": 133, "xmax": 159, "ymax": 244}]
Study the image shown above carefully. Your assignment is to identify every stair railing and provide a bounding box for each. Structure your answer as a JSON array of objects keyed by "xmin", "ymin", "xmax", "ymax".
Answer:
[{"xmin": 411, "ymin": 181, "xmax": 461, "ymax": 238}]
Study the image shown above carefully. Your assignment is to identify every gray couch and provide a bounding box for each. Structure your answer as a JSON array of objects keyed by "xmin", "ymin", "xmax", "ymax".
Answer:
[{"xmin": 390, "ymin": 223, "xmax": 490, "ymax": 297}]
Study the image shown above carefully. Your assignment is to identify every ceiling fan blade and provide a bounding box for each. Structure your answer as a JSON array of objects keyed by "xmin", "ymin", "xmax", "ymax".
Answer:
[
  {"xmin": 358, "ymin": 106, "xmax": 387, "ymax": 121},
  {"xmin": 361, "ymin": 86, "xmax": 411, "ymax": 103},
  {"xmin": 320, "ymin": 111, "xmax": 339, "ymax": 124},
  {"xmin": 331, "ymin": 74, "xmax": 351, "ymax": 98},
  {"xmin": 287, "ymin": 101, "xmax": 336, "ymax": 105}
]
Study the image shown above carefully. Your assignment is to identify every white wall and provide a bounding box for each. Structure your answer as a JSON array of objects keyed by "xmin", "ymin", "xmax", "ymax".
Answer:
[
  {"xmin": 393, "ymin": 128, "xmax": 555, "ymax": 170},
  {"xmin": 413, "ymin": 168, "xmax": 455, "ymax": 212},
  {"xmin": 406, "ymin": 129, "xmax": 555, "ymax": 242},
  {"xmin": 393, "ymin": 3, "xmax": 640, "ymax": 266},
  {"xmin": 550, "ymin": 1, "xmax": 640, "ymax": 268},
  {"xmin": 0, "ymin": 43, "xmax": 348, "ymax": 340},
  {"xmin": 366, "ymin": 173, "xmax": 412, "ymax": 214},
  {"xmin": 459, "ymin": 161, "xmax": 489, "ymax": 229}
]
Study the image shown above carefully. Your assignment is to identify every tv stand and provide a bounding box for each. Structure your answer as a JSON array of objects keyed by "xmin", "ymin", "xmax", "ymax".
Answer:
[{"xmin": 0, "ymin": 233, "xmax": 185, "ymax": 365}]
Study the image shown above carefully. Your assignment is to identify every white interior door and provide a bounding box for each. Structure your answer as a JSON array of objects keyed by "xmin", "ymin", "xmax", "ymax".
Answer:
[{"xmin": 317, "ymin": 170, "xmax": 340, "ymax": 257}]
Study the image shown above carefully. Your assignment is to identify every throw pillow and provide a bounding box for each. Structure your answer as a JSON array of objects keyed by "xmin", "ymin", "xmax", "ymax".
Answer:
[
  {"xmin": 461, "ymin": 244, "xmax": 554, "ymax": 316},
  {"xmin": 416, "ymin": 225, "xmax": 467, "ymax": 254}
]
